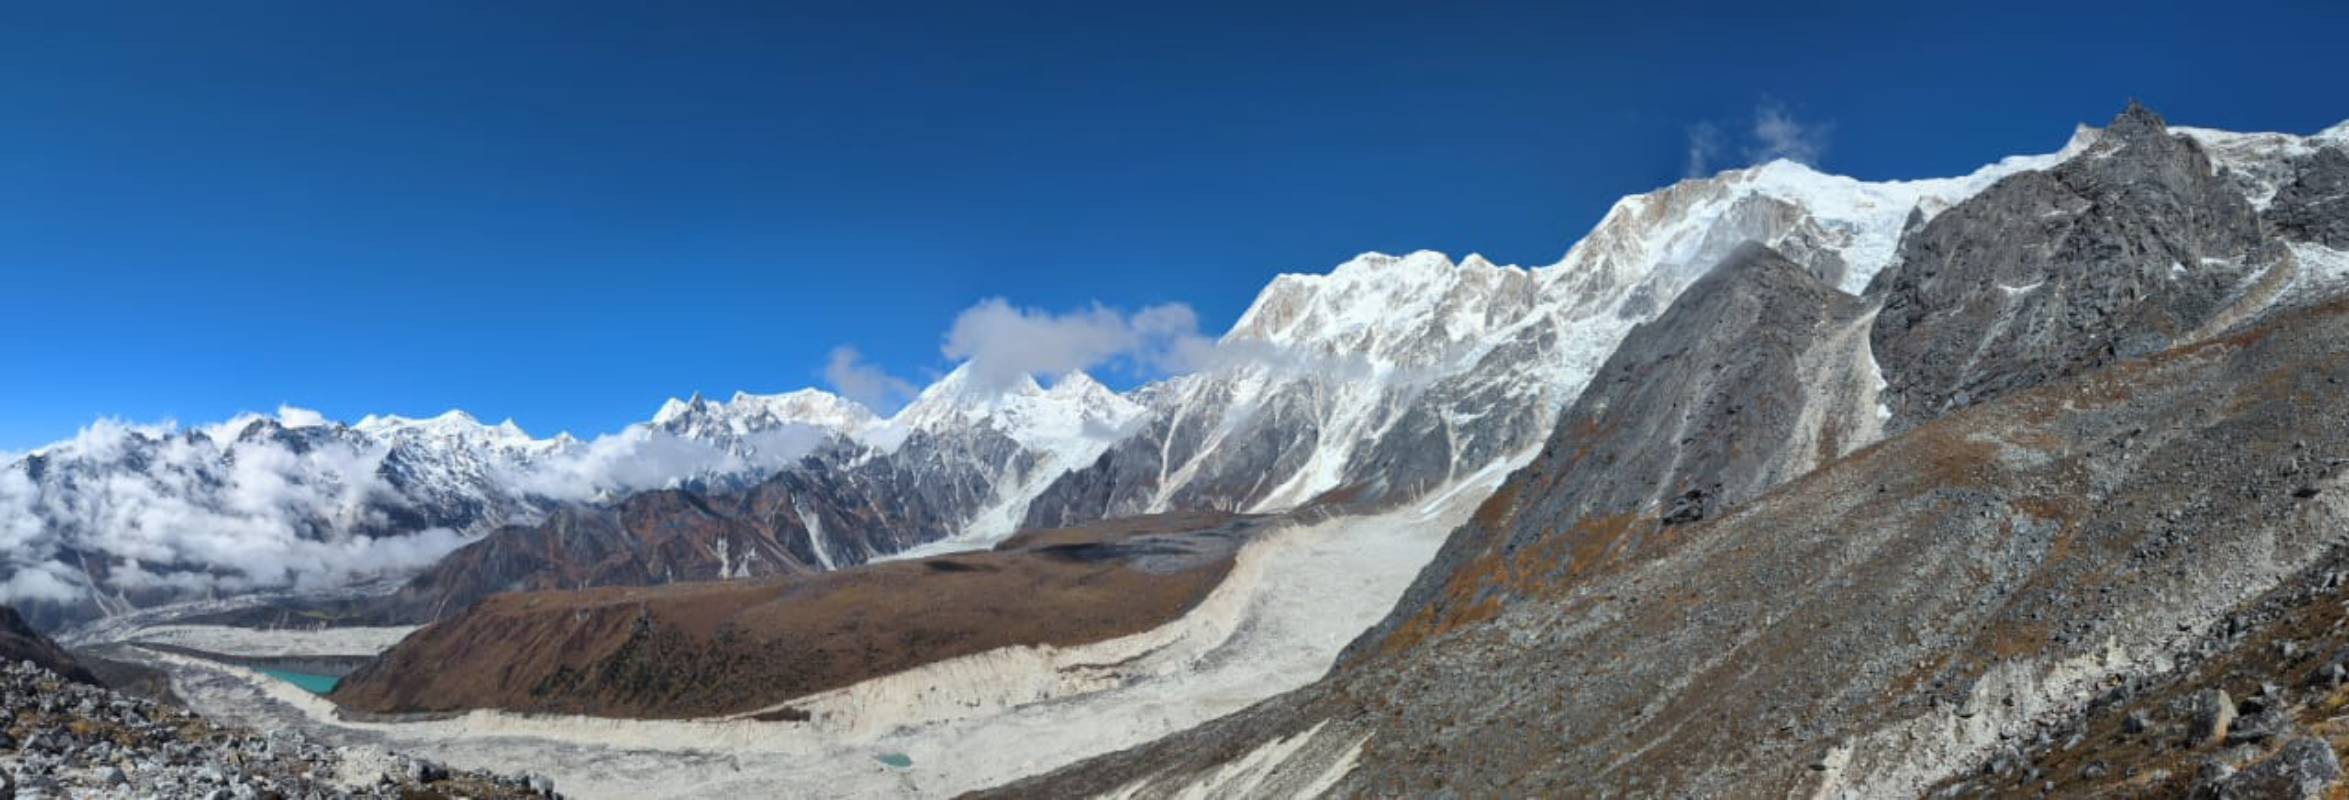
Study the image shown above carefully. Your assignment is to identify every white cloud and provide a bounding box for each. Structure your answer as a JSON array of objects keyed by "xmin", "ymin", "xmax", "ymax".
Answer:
[
  {"xmin": 822, "ymin": 346, "xmax": 916, "ymax": 413},
  {"xmin": 1748, "ymin": 100, "xmax": 1830, "ymax": 166},
  {"xmin": 1684, "ymin": 121, "xmax": 1723, "ymax": 178},
  {"xmin": 941, "ymin": 298, "xmax": 1215, "ymax": 393},
  {"xmin": 508, "ymin": 424, "xmax": 827, "ymax": 503},
  {"xmin": 0, "ymin": 561, "xmax": 84, "ymax": 605},
  {"xmin": 276, "ymin": 404, "xmax": 330, "ymax": 429},
  {"xmin": 0, "ymin": 418, "xmax": 469, "ymax": 607}
]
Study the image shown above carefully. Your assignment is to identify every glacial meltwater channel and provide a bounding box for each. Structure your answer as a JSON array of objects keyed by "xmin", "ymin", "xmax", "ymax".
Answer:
[{"xmin": 256, "ymin": 667, "xmax": 340, "ymax": 695}]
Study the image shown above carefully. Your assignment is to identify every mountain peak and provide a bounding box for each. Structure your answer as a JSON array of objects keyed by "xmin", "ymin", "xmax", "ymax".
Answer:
[
  {"xmin": 2107, "ymin": 100, "xmax": 2173, "ymax": 146},
  {"xmin": 1045, "ymin": 370, "xmax": 1111, "ymax": 398},
  {"xmin": 355, "ymin": 408, "xmax": 483, "ymax": 433}
]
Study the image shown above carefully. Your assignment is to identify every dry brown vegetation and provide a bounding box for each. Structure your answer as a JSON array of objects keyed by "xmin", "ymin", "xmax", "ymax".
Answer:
[{"xmin": 331, "ymin": 512, "xmax": 1252, "ymax": 719}]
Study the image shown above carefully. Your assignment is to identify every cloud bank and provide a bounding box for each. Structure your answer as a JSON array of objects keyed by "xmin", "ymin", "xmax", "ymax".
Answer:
[
  {"xmin": 0, "ymin": 417, "xmax": 444, "ymax": 608},
  {"xmin": 0, "ymin": 408, "xmax": 829, "ymax": 611},
  {"xmin": 940, "ymin": 298, "xmax": 1214, "ymax": 393},
  {"xmin": 507, "ymin": 424, "xmax": 827, "ymax": 503},
  {"xmin": 822, "ymin": 346, "xmax": 917, "ymax": 413}
]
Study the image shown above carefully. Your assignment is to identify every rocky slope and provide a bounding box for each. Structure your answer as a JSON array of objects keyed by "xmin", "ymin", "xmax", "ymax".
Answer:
[
  {"xmin": 0, "ymin": 606, "xmax": 99, "ymax": 687},
  {"xmin": 0, "ymin": 634, "xmax": 555, "ymax": 798},
  {"xmin": 984, "ymin": 249, "xmax": 2349, "ymax": 800},
  {"xmin": 978, "ymin": 104, "xmax": 2349, "ymax": 798},
  {"xmin": 1348, "ymin": 241, "xmax": 1888, "ymax": 662},
  {"xmin": 1872, "ymin": 102, "xmax": 2280, "ymax": 429}
]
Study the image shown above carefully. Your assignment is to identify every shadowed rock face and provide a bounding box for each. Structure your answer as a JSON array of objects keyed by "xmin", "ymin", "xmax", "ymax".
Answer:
[
  {"xmin": 0, "ymin": 605, "xmax": 99, "ymax": 685},
  {"xmin": 1346, "ymin": 242, "xmax": 1885, "ymax": 664},
  {"xmin": 978, "ymin": 279, "xmax": 2349, "ymax": 800},
  {"xmin": 2270, "ymin": 146, "xmax": 2349, "ymax": 249},
  {"xmin": 1870, "ymin": 103, "xmax": 2277, "ymax": 429}
]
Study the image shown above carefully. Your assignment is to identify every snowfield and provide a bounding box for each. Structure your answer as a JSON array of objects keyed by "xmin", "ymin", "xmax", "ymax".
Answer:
[{"xmin": 100, "ymin": 459, "xmax": 1516, "ymax": 799}]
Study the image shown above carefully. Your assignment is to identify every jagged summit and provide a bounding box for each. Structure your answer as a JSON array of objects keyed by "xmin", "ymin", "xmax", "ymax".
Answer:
[
  {"xmin": 886, "ymin": 364, "xmax": 1142, "ymax": 461},
  {"xmin": 653, "ymin": 387, "xmax": 879, "ymax": 438}
]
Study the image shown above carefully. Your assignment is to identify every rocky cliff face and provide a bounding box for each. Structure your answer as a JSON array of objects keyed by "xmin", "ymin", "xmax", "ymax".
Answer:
[
  {"xmin": 1348, "ymin": 241, "xmax": 1888, "ymax": 662},
  {"xmin": 1872, "ymin": 103, "xmax": 2279, "ymax": 429},
  {"xmin": 0, "ymin": 658, "xmax": 557, "ymax": 798}
]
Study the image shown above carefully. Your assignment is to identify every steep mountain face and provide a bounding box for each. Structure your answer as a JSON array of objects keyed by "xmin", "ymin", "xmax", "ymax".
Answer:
[
  {"xmin": 1349, "ymin": 242, "xmax": 1888, "ymax": 662},
  {"xmin": 0, "ymin": 394, "xmax": 867, "ymax": 629},
  {"xmin": 981, "ymin": 105, "xmax": 2349, "ymax": 799},
  {"xmin": 1872, "ymin": 103, "xmax": 2280, "ymax": 429},
  {"xmin": 1020, "ymin": 142, "xmax": 2081, "ymax": 531}
]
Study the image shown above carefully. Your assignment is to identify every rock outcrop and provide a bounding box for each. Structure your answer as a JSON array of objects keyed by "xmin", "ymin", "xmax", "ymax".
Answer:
[
  {"xmin": 1870, "ymin": 102, "xmax": 2278, "ymax": 429},
  {"xmin": 0, "ymin": 659, "xmax": 556, "ymax": 798},
  {"xmin": 1349, "ymin": 242, "xmax": 1887, "ymax": 661}
]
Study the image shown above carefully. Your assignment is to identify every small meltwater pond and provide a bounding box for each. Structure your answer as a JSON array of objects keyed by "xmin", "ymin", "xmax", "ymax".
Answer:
[{"xmin": 256, "ymin": 667, "xmax": 342, "ymax": 695}]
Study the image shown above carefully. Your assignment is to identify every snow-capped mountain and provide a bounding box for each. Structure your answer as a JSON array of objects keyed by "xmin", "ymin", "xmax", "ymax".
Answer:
[
  {"xmin": 1021, "ymin": 131, "xmax": 2095, "ymax": 530},
  {"xmin": 366, "ymin": 365, "xmax": 1154, "ymax": 620},
  {"xmin": 651, "ymin": 389, "xmax": 885, "ymax": 444},
  {"xmin": 879, "ymin": 366, "xmax": 1145, "ymax": 550},
  {"xmin": 0, "ymin": 391, "xmax": 875, "ymax": 628},
  {"xmin": 361, "ymin": 120, "xmax": 2116, "ymax": 627}
]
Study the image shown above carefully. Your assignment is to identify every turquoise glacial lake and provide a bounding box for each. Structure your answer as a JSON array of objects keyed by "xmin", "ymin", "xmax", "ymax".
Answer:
[{"xmin": 256, "ymin": 667, "xmax": 340, "ymax": 694}]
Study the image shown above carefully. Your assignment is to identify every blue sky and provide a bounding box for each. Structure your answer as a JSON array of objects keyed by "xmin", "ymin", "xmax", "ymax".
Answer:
[{"xmin": 5, "ymin": 1, "xmax": 2347, "ymax": 449}]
